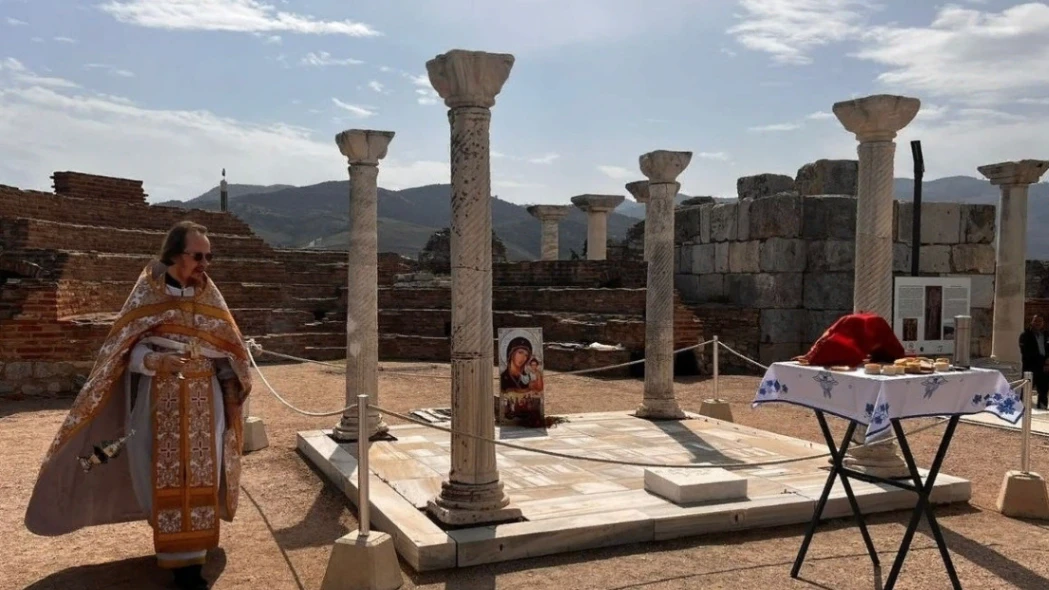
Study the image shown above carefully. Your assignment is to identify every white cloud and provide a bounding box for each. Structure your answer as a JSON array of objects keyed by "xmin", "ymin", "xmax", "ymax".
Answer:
[
  {"xmin": 527, "ymin": 153, "xmax": 560, "ymax": 165},
  {"xmin": 415, "ymin": 88, "xmax": 439, "ymax": 105},
  {"xmin": 1018, "ymin": 97, "xmax": 1049, "ymax": 105},
  {"xmin": 98, "ymin": 0, "xmax": 381, "ymax": 37},
  {"xmin": 494, "ymin": 180, "xmax": 545, "ymax": 189},
  {"xmin": 805, "ymin": 111, "xmax": 834, "ymax": 120},
  {"xmin": 492, "ymin": 151, "xmax": 506, "ymax": 159},
  {"xmin": 6, "ymin": 17, "xmax": 27, "ymax": 26},
  {"xmin": 0, "ymin": 57, "xmax": 445, "ymax": 202},
  {"xmin": 263, "ymin": 34, "xmax": 281, "ymax": 44},
  {"xmin": 697, "ymin": 151, "xmax": 730, "ymax": 161},
  {"xmin": 728, "ymin": 0, "xmax": 871, "ymax": 65},
  {"xmin": 331, "ymin": 98, "xmax": 374, "ymax": 118},
  {"xmin": 367, "ymin": 80, "xmax": 384, "ymax": 93},
  {"xmin": 596, "ymin": 165, "xmax": 634, "ymax": 180},
  {"xmin": 84, "ymin": 63, "xmax": 135, "ymax": 78},
  {"xmin": 53, "ymin": 36, "xmax": 77, "ymax": 43},
  {"xmin": 300, "ymin": 51, "xmax": 363, "ymax": 67},
  {"xmin": 748, "ymin": 122, "xmax": 801, "ymax": 132},
  {"xmin": 854, "ymin": 4, "xmax": 1049, "ymax": 105}
]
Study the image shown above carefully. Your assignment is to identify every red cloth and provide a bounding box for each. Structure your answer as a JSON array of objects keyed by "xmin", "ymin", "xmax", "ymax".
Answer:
[{"xmin": 802, "ymin": 313, "xmax": 906, "ymax": 367}]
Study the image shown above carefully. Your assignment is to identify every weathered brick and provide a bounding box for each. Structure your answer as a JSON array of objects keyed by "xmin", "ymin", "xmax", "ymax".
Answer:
[
  {"xmin": 803, "ymin": 273, "xmax": 853, "ymax": 310},
  {"xmin": 963, "ymin": 204, "xmax": 996, "ymax": 244},
  {"xmin": 897, "ymin": 202, "xmax": 963, "ymax": 244},
  {"xmin": 802, "ymin": 195, "xmax": 856, "ymax": 240},
  {"xmin": 748, "ymin": 194, "xmax": 803, "ymax": 239},
  {"xmin": 760, "ymin": 238, "xmax": 807, "ymax": 272},
  {"xmin": 710, "ymin": 203, "xmax": 738, "ymax": 242},
  {"xmin": 951, "ymin": 244, "xmax": 996, "ymax": 274},
  {"xmin": 807, "ymin": 240, "xmax": 854, "ymax": 272},
  {"xmin": 728, "ymin": 241, "xmax": 760, "ymax": 273},
  {"xmin": 737, "ymin": 174, "xmax": 795, "ymax": 200},
  {"xmin": 795, "ymin": 160, "xmax": 858, "ymax": 196}
]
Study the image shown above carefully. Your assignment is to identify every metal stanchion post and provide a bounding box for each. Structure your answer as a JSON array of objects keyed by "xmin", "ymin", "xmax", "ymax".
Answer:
[
  {"xmin": 713, "ymin": 335, "xmax": 720, "ymax": 399},
  {"xmin": 357, "ymin": 394, "xmax": 370, "ymax": 536},
  {"xmin": 1022, "ymin": 372, "xmax": 1033, "ymax": 474}
]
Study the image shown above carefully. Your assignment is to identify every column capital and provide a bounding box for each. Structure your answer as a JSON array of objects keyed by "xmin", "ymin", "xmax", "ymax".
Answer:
[
  {"xmin": 833, "ymin": 94, "xmax": 920, "ymax": 142},
  {"xmin": 335, "ymin": 129, "xmax": 395, "ymax": 165},
  {"xmin": 570, "ymin": 194, "xmax": 624, "ymax": 213},
  {"xmin": 625, "ymin": 180, "xmax": 650, "ymax": 204},
  {"xmin": 526, "ymin": 204, "xmax": 572, "ymax": 222},
  {"xmin": 426, "ymin": 49, "xmax": 515, "ymax": 109},
  {"xmin": 977, "ymin": 159, "xmax": 1049, "ymax": 187},
  {"xmin": 639, "ymin": 150, "xmax": 692, "ymax": 183}
]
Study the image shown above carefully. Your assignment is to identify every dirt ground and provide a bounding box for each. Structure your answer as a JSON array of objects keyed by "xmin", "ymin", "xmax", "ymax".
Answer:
[{"xmin": 5, "ymin": 360, "xmax": 1049, "ymax": 590}]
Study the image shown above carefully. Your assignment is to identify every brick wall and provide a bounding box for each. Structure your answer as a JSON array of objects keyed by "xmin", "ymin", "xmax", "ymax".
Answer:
[
  {"xmin": 492, "ymin": 260, "xmax": 647, "ymax": 288},
  {"xmin": 52, "ymin": 171, "xmax": 147, "ymax": 204},
  {"xmin": 1027, "ymin": 261, "xmax": 1049, "ymax": 299},
  {"xmin": 689, "ymin": 305, "xmax": 762, "ymax": 373}
]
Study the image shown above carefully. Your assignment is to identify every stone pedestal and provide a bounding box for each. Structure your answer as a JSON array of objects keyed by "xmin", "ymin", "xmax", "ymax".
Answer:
[
  {"xmin": 978, "ymin": 160, "xmax": 1049, "ymax": 367},
  {"xmin": 240, "ymin": 397, "xmax": 268, "ymax": 452},
  {"xmin": 698, "ymin": 399, "xmax": 733, "ymax": 423},
  {"xmin": 570, "ymin": 194, "xmax": 625, "ymax": 260},
  {"xmin": 625, "ymin": 180, "xmax": 651, "ymax": 261},
  {"xmin": 997, "ymin": 470, "xmax": 1049, "ymax": 520},
  {"xmin": 320, "ymin": 531, "xmax": 403, "ymax": 590},
  {"xmin": 635, "ymin": 151, "xmax": 691, "ymax": 420},
  {"xmin": 526, "ymin": 204, "xmax": 572, "ymax": 260},
  {"xmin": 424, "ymin": 49, "xmax": 521, "ymax": 526},
  {"xmin": 833, "ymin": 94, "xmax": 920, "ymax": 474},
  {"xmin": 644, "ymin": 467, "xmax": 748, "ymax": 505},
  {"xmin": 333, "ymin": 130, "xmax": 395, "ymax": 442}
]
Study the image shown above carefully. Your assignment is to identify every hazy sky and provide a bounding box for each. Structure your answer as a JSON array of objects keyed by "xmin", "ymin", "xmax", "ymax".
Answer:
[{"xmin": 1, "ymin": 0, "xmax": 1047, "ymax": 204}]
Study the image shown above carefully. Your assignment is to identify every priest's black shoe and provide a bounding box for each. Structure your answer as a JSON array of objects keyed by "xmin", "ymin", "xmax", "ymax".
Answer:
[{"xmin": 172, "ymin": 565, "xmax": 210, "ymax": 590}]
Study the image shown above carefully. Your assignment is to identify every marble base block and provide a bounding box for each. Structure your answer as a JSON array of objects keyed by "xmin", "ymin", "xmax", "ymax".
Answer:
[
  {"xmin": 320, "ymin": 531, "xmax": 404, "ymax": 590},
  {"xmin": 644, "ymin": 467, "xmax": 748, "ymax": 505},
  {"xmin": 997, "ymin": 470, "xmax": 1049, "ymax": 520},
  {"xmin": 243, "ymin": 416, "xmax": 269, "ymax": 453},
  {"xmin": 698, "ymin": 399, "xmax": 734, "ymax": 423}
]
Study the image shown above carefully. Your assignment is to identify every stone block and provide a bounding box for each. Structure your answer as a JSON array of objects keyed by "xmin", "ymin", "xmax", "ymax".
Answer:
[
  {"xmin": 33, "ymin": 362, "xmax": 58, "ymax": 379},
  {"xmin": 698, "ymin": 399, "xmax": 734, "ymax": 422},
  {"xmin": 893, "ymin": 242, "xmax": 912, "ymax": 273},
  {"xmin": 918, "ymin": 245, "xmax": 952, "ymax": 274},
  {"xmin": 996, "ymin": 471, "xmax": 1049, "ymax": 520},
  {"xmin": 726, "ymin": 273, "xmax": 803, "ymax": 308},
  {"xmin": 320, "ymin": 530, "xmax": 404, "ymax": 590},
  {"xmin": 807, "ymin": 240, "xmax": 855, "ymax": 272},
  {"xmin": 710, "ymin": 203, "xmax": 738, "ymax": 242},
  {"xmin": 674, "ymin": 274, "xmax": 700, "ymax": 301},
  {"xmin": 748, "ymin": 194, "xmax": 803, "ymax": 239},
  {"xmin": 737, "ymin": 198, "xmax": 751, "ymax": 241},
  {"xmin": 801, "ymin": 196, "xmax": 857, "ymax": 240},
  {"xmin": 690, "ymin": 244, "xmax": 715, "ymax": 275},
  {"xmin": 676, "ymin": 246, "xmax": 691, "ymax": 274},
  {"xmin": 760, "ymin": 238, "xmax": 807, "ymax": 273},
  {"xmin": 21, "ymin": 383, "xmax": 44, "ymax": 396},
  {"xmin": 714, "ymin": 243, "xmax": 730, "ymax": 273},
  {"xmin": 675, "ymin": 206, "xmax": 703, "ymax": 243},
  {"xmin": 805, "ymin": 310, "xmax": 850, "ymax": 343},
  {"xmin": 696, "ymin": 274, "xmax": 725, "ymax": 301},
  {"xmin": 760, "ymin": 309, "xmax": 807, "ymax": 343},
  {"xmin": 643, "ymin": 467, "xmax": 748, "ymax": 504},
  {"xmin": 951, "ymin": 244, "xmax": 996, "ymax": 274},
  {"xmin": 964, "ymin": 204, "xmax": 996, "ymax": 244},
  {"xmin": 897, "ymin": 202, "xmax": 963, "ymax": 245},
  {"xmin": 971, "ymin": 274, "xmax": 995, "ymax": 309},
  {"xmin": 737, "ymin": 174, "xmax": 795, "ymax": 200},
  {"xmin": 803, "ymin": 273, "xmax": 854, "ymax": 310},
  {"xmin": 4, "ymin": 361, "xmax": 32, "ymax": 380},
  {"xmin": 681, "ymin": 196, "xmax": 715, "ymax": 207},
  {"xmin": 700, "ymin": 204, "xmax": 713, "ymax": 243},
  {"xmin": 243, "ymin": 417, "xmax": 269, "ymax": 452},
  {"xmin": 795, "ymin": 159, "xmax": 858, "ymax": 196},
  {"xmin": 759, "ymin": 342, "xmax": 804, "ymax": 366},
  {"xmin": 728, "ymin": 241, "xmax": 760, "ymax": 273}
]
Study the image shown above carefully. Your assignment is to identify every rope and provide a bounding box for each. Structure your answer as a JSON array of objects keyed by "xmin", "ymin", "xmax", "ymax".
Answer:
[
  {"xmin": 246, "ymin": 340, "xmax": 356, "ymax": 417},
  {"xmin": 371, "ymin": 403, "xmax": 948, "ymax": 469},
  {"xmin": 718, "ymin": 341, "xmax": 769, "ymax": 371}
]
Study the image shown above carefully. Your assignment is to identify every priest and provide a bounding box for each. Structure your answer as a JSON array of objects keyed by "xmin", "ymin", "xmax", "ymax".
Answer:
[{"xmin": 24, "ymin": 220, "xmax": 252, "ymax": 590}]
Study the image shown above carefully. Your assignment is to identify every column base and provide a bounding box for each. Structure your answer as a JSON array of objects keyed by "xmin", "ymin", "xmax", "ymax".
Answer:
[
  {"xmin": 426, "ymin": 480, "xmax": 522, "ymax": 526},
  {"xmin": 997, "ymin": 470, "xmax": 1049, "ymax": 520},
  {"xmin": 320, "ymin": 530, "xmax": 403, "ymax": 590},
  {"xmin": 842, "ymin": 440, "xmax": 910, "ymax": 479},
  {"xmin": 333, "ymin": 409, "xmax": 390, "ymax": 443},
  {"xmin": 635, "ymin": 399, "xmax": 686, "ymax": 420},
  {"xmin": 698, "ymin": 399, "xmax": 734, "ymax": 423}
]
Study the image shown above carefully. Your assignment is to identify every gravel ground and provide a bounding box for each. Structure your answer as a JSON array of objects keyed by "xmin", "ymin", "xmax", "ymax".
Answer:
[{"xmin": 5, "ymin": 360, "xmax": 1049, "ymax": 590}]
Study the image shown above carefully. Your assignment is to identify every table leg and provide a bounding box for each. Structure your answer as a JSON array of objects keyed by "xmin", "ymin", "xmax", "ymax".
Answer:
[
  {"xmin": 791, "ymin": 413, "xmax": 880, "ymax": 578},
  {"xmin": 881, "ymin": 417, "xmax": 962, "ymax": 590}
]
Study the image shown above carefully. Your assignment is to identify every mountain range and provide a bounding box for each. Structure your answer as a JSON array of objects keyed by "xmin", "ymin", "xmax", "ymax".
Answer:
[{"xmin": 158, "ymin": 176, "xmax": 1049, "ymax": 260}]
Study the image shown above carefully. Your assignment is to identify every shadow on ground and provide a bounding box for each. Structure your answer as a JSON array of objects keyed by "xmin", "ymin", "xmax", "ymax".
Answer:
[{"xmin": 23, "ymin": 549, "xmax": 227, "ymax": 590}]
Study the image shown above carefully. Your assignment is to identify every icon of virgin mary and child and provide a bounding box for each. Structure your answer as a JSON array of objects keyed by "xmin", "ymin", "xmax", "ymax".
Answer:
[{"xmin": 500, "ymin": 336, "xmax": 544, "ymax": 394}]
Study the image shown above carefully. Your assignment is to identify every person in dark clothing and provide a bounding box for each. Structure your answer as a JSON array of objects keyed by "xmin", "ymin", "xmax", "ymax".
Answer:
[{"xmin": 1019, "ymin": 314, "xmax": 1049, "ymax": 410}]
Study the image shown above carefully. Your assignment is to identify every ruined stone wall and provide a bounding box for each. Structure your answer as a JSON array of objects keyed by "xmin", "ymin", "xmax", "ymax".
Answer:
[
  {"xmin": 492, "ymin": 261, "xmax": 646, "ymax": 288},
  {"xmin": 674, "ymin": 193, "xmax": 997, "ymax": 365}
]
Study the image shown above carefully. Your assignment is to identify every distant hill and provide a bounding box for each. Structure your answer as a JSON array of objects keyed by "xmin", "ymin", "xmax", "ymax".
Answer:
[
  {"xmin": 155, "ymin": 183, "xmax": 292, "ymax": 208},
  {"xmin": 617, "ymin": 194, "xmax": 694, "ymax": 218},
  {"xmin": 168, "ymin": 182, "xmax": 637, "ymax": 260}
]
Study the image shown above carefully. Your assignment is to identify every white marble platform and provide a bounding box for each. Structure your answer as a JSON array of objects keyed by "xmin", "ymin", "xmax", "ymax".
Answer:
[{"xmin": 297, "ymin": 411, "xmax": 972, "ymax": 571}]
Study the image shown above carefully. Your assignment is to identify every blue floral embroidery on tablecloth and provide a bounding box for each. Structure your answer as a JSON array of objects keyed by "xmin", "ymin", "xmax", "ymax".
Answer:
[
  {"xmin": 971, "ymin": 389, "xmax": 1022, "ymax": 418},
  {"xmin": 870, "ymin": 403, "xmax": 890, "ymax": 427},
  {"xmin": 863, "ymin": 403, "xmax": 875, "ymax": 422},
  {"xmin": 757, "ymin": 378, "xmax": 787, "ymax": 398},
  {"xmin": 813, "ymin": 371, "xmax": 839, "ymax": 398},
  {"xmin": 920, "ymin": 375, "xmax": 947, "ymax": 399}
]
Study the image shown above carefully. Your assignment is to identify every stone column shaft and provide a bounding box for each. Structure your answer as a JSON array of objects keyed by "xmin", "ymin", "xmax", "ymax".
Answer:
[
  {"xmin": 540, "ymin": 220, "xmax": 560, "ymax": 260},
  {"xmin": 625, "ymin": 180, "xmax": 651, "ymax": 261},
  {"xmin": 426, "ymin": 49, "xmax": 520, "ymax": 526},
  {"xmin": 586, "ymin": 211, "xmax": 607, "ymax": 260},
  {"xmin": 635, "ymin": 151, "xmax": 691, "ymax": 420},
  {"xmin": 333, "ymin": 130, "xmax": 394, "ymax": 442}
]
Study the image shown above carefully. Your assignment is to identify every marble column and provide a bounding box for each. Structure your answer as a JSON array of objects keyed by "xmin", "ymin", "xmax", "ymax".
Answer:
[
  {"xmin": 332, "ymin": 129, "xmax": 395, "ymax": 442},
  {"xmin": 979, "ymin": 160, "xmax": 1049, "ymax": 366},
  {"xmin": 526, "ymin": 204, "xmax": 572, "ymax": 260},
  {"xmin": 570, "ymin": 194, "xmax": 625, "ymax": 260},
  {"xmin": 625, "ymin": 180, "xmax": 651, "ymax": 261},
  {"xmin": 425, "ymin": 49, "xmax": 521, "ymax": 526},
  {"xmin": 635, "ymin": 151, "xmax": 691, "ymax": 420},
  {"xmin": 833, "ymin": 94, "xmax": 920, "ymax": 479}
]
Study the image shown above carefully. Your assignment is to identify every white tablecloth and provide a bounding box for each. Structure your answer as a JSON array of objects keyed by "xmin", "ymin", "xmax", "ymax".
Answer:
[{"xmin": 751, "ymin": 362, "xmax": 1022, "ymax": 442}]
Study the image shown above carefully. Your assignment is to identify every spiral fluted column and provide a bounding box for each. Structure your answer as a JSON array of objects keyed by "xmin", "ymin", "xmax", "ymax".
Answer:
[
  {"xmin": 834, "ymin": 94, "xmax": 920, "ymax": 478},
  {"xmin": 635, "ymin": 151, "xmax": 691, "ymax": 420},
  {"xmin": 425, "ymin": 49, "xmax": 521, "ymax": 526},
  {"xmin": 979, "ymin": 160, "xmax": 1049, "ymax": 367},
  {"xmin": 333, "ymin": 129, "xmax": 394, "ymax": 442}
]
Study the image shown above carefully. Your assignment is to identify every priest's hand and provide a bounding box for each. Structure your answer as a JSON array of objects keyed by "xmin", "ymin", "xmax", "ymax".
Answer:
[{"xmin": 148, "ymin": 353, "xmax": 188, "ymax": 374}]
